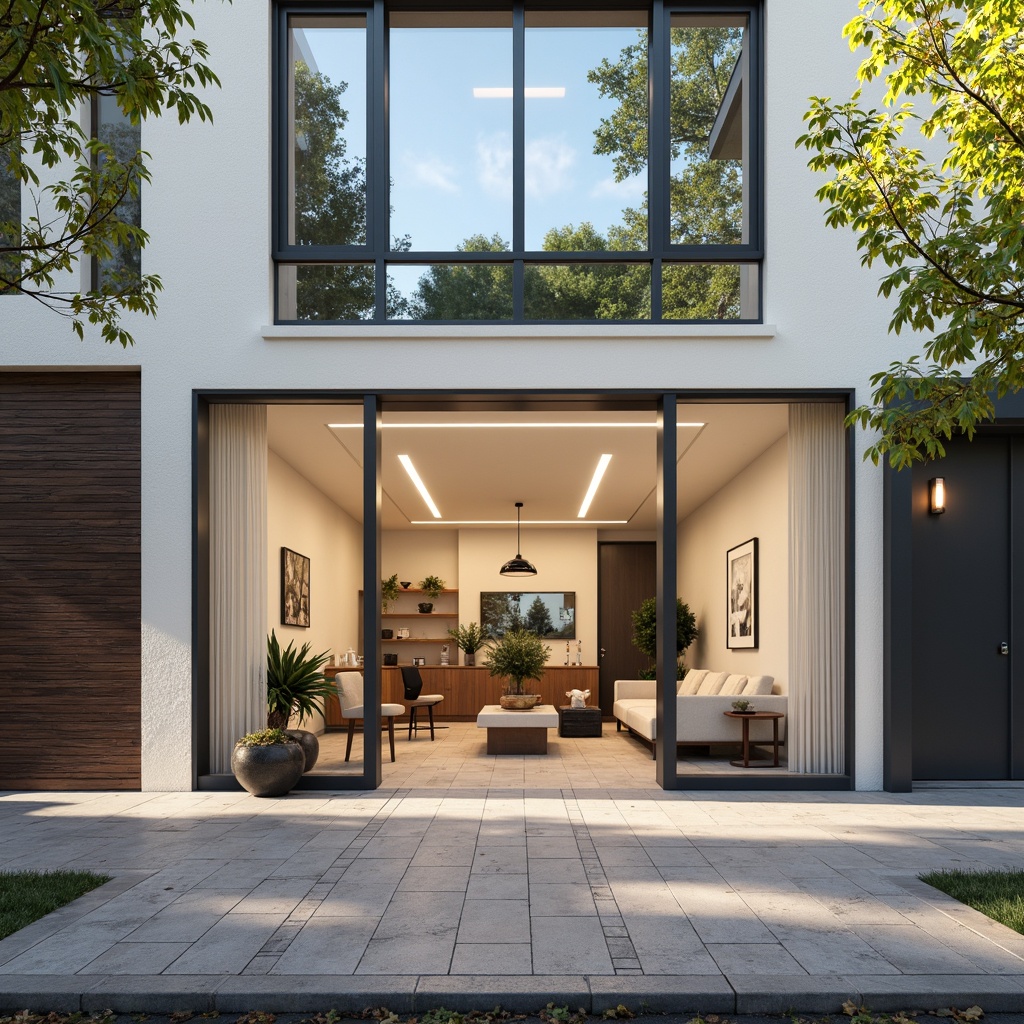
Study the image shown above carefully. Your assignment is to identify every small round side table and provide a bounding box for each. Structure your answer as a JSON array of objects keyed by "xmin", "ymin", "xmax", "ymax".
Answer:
[{"xmin": 723, "ymin": 710, "xmax": 785, "ymax": 768}]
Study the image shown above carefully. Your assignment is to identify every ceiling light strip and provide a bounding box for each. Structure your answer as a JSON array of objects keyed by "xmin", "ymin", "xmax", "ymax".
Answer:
[
  {"xmin": 578, "ymin": 454, "xmax": 612, "ymax": 519},
  {"xmin": 409, "ymin": 519, "xmax": 629, "ymax": 525},
  {"xmin": 328, "ymin": 421, "xmax": 706, "ymax": 429},
  {"xmin": 397, "ymin": 454, "xmax": 441, "ymax": 519}
]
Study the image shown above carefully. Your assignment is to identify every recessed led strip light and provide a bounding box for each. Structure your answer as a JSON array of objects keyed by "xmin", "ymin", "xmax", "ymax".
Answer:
[
  {"xmin": 578, "ymin": 454, "xmax": 612, "ymax": 519},
  {"xmin": 328, "ymin": 421, "xmax": 706, "ymax": 429},
  {"xmin": 410, "ymin": 519, "xmax": 629, "ymax": 525},
  {"xmin": 473, "ymin": 87, "xmax": 566, "ymax": 98},
  {"xmin": 397, "ymin": 454, "xmax": 441, "ymax": 519}
]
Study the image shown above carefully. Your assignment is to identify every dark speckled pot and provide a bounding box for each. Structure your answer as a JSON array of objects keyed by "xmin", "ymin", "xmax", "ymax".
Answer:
[
  {"xmin": 285, "ymin": 729, "xmax": 319, "ymax": 773},
  {"xmin": 231, "ymin": 740, "xmax": 304, "ymax": 797}
]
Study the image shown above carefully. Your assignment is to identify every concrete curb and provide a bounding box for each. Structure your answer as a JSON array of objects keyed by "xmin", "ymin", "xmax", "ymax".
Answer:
[{"xmin": 2, "ymin": 974, "xmax": 1024, "ymax": 1014}]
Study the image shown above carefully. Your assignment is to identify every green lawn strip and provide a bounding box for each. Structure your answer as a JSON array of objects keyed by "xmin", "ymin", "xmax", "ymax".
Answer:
[
  {"xmin": 0, "ymin": 869, "xmax": 110, "ymax": 941},
  {"xmin": 921, "ymin": 868, "xmax": 1024, "ymax": 935}
]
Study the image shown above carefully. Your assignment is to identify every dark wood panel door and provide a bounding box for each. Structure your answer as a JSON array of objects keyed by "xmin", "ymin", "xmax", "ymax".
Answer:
[
  {"xmin": 598, "ymin": 542, "xmax": 656, "ymax": 714},
  {"xmin": 0, "ymin": 372, "xmax": 141, "ymax": 789},
  {"xmin": 912, "ymin": 435, "xmax": 1014, "ymax": 779}
]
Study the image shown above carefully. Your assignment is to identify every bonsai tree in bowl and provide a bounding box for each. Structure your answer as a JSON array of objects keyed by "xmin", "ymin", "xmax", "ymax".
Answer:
[
  {"xmin": 485, "ymin": 628, "xmax": 550, "ymax": 709},
  {"xmin": 266, "ymin": 630, "xmax": 336, "ymax": 772},
  {"xmin": 447, "ymin": 621, "xmax": 489, "ymax": 666},
  {"xmin": 631, "ymin": 597, "xmax": 699, "ymax": 680}
]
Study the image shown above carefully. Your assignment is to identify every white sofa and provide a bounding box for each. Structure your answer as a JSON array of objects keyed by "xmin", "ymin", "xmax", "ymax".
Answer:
[{"xmin": 613, "ymin": 669, "xmax": 787, "ymax": 757}]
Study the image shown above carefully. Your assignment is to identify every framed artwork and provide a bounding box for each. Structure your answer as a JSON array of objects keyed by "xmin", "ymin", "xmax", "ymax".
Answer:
[
  {"xmin": 726, "ymin": 538, "xmax": 758, "ymax": 649},
  {"xmin": 281, "ymin": 547, "xmax": 310, "ymax": 627}
]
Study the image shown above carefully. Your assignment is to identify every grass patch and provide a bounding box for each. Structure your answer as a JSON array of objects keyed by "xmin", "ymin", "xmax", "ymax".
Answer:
[
  {"xmin": 0, "ymin": 869, "xmax": 110, "ymax": 940},
  {"xmin": 921, "ymin": 868, "xmax": 1024, "ymax": 935}
]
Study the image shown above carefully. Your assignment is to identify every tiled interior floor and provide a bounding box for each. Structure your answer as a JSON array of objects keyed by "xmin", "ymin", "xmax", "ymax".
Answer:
[{"xmin": 309, "ymin": 720, "xmax": 790, "ymax": 786}]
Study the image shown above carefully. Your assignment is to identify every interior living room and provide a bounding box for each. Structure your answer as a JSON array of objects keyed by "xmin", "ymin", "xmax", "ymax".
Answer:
[{"xmin": 204, "ymin": 395, "xmax": 847, "ymax": 789}]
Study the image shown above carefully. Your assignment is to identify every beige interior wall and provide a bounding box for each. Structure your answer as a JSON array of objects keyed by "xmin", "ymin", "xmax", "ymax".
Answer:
[
  {"xmin": 677, "ymin": 435, "xmax": 789, "ymax": 691},
  {"xmin": 267, "ymin": 449, "xmax": 363, "ymax": 732},
  {"xmin": 382, "ymin": 529, "xmax": 459, "ymax": 589},
  {"xmin": 458, "ymin": 528, "xmax": 598, "ymax": 668}
]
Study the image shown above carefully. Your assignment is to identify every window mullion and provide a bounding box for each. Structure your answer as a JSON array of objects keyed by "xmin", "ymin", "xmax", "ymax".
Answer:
[
  {"xmin": 650, "ymin": 0, "xmax": 668, "ymax": 257},
  {"xmin": 372, "ymin": 0, "xmax": 387, "ymax": 320},
  {"xmin": 513, "ymin": 1, "xmax": 525, "ymax": 258}
]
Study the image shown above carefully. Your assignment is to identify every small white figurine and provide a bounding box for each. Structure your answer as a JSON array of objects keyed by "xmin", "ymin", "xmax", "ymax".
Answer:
[{"xmin": 566, "ymin": 688, "xmax": 590, "ymax": 709}]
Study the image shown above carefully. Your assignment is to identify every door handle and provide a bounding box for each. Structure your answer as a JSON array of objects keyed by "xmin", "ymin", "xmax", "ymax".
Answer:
[
  {"xmin": 599, "ymin": 648, "xmax": 606, "ymax": 659},
  {"xmin": 999, "ymin": 642, "xmax": 1009, "ymax": 656}
]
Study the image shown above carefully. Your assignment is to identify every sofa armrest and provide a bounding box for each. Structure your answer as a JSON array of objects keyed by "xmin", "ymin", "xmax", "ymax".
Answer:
[{"xmin": 614, "ymin": 679, "xmax": 656, "ymax": 701}]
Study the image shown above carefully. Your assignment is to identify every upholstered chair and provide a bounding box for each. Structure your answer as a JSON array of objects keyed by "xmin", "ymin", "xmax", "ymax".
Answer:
[
  {"xmin": 336, "ymin": 671, "xmax": 406, "ymax": 762},
  {"xmin": 399, "ymin": 666, "xmax": 445, "ymax": 741}
]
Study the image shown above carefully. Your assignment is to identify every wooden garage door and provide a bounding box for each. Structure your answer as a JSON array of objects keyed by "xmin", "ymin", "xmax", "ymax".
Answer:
[{"xmin": 0, "ymin": 371, "xmax": 141, "ymax": 789}]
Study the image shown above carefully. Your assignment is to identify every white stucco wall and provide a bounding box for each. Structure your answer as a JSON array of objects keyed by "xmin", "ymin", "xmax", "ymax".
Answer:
[{"xmin": 0, "ymin": 0, "xmax": 925, "ymax": 789}]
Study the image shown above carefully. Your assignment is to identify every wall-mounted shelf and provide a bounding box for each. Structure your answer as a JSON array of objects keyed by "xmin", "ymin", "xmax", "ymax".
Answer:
[{"xmin": 382, "ymin": 612, "xmax": 458, "ymax": 618}]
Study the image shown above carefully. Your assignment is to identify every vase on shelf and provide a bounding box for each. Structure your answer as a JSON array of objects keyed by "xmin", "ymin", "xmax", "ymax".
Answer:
[
  {"xmin": 417, "ymin": 602, "xmax": 433, "ymax": 613},
  {"xmin": 464, "ymin": 651, "xmax": 475, "ymax": 667}
]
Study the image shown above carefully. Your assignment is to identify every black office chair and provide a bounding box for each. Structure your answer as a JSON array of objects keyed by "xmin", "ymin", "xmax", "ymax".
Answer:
[{"xmin": 400, "ymin": 666, "xmax": 445, "ymax": 740}]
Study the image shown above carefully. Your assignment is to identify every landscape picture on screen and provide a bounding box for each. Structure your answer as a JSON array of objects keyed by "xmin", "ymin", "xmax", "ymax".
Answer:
[{"xmin": 481, "ymin": 592, "xmax": 576, "ymax": 640}]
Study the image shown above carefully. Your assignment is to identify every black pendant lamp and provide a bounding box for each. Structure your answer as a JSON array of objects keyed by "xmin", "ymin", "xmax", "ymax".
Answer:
[{"xmin": 500, "ymin": 501, "xmax": 537, "ymax": 577}]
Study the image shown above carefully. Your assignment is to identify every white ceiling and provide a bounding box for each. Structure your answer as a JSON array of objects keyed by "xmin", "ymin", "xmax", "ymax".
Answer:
[{"xmin": 266, "ymin": 402, "xmax": 789, "ymax": 530}]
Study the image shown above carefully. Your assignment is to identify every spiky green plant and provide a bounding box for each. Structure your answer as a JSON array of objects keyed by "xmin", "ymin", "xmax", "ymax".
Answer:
[
  {"xmin": 484, "ymin": 628, "xmax": 550, "ymax": 695},
  {"xmin": 447, "ymin": 621, "xmax": 489, "ymax": 654},
  {"xmin": 266, "ymin": 630, "xmax": 335, "ymax": 729}
]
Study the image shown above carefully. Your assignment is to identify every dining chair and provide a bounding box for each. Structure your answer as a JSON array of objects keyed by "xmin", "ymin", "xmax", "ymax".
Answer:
[
  {"xmin": 400, "ymin": 666, "xmax": 445, "ymax": 741},
  {"xmin": 335, "ymin": 671, "xmax": 406, "ymax": 762}
]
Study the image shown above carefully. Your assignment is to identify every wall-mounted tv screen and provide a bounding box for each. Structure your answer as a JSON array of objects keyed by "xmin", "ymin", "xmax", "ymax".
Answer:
[{"xmin": 481, "ymin": 592, "xmax": 576, "ymax": 640}]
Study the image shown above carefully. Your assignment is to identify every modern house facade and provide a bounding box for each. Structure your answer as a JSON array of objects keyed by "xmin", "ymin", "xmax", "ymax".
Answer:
[{"xmin": 1, "ymin": 0, "xmax": 1020, "ymax": 794}]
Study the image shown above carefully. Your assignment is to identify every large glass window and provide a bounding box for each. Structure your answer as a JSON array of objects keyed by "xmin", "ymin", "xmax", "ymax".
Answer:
[
  {"xmin": 274, "ymin": 2, "xmax": 762, "ymax": 323},
  {"xmin": 0, "ymin": 144, "xmax": 19, "ymax": 293}
]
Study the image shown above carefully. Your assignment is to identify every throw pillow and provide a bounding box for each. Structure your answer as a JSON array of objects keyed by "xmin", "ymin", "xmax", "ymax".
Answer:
[
  {"xmin": 677, "ymin": 669, "xmax": 707, "ymax": 696},
  {"xmin": 696, "ymin": 671, "xmax": 729, "ymax": 695},
  {"xmin": 744, "ymin": 675, "xmax": 774, "ymax": 695},
  {"xmin": 720, "ymin": 673, "xmax": 748, "ymax": 695}
]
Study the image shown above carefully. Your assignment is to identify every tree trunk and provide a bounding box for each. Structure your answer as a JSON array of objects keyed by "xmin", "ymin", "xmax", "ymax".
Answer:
[{"xmin": 267, "ymin": 709, "xmax": 289, "ymax": 730}]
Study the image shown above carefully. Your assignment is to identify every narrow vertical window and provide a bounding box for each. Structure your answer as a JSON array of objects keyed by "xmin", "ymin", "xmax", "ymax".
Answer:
[
  {"xmin": 668, "ymin": 13, "xmax": 749, "ymax": 246},
  {"xmin": 93, "ymin": 94, "xmax": 142, "ymax": 291},
  {"xmin": 0, "ymin": 143, "xmax": 20, "ymax": 293},
  {"xmin": 287, "ymin": 14, "xmax": 367, "ymax": 247}
]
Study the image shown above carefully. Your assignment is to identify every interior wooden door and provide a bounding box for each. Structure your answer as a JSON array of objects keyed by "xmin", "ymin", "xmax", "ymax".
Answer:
[{"xmin": 597, "ymin": 542, "xmax": 656, "ymax": 715}]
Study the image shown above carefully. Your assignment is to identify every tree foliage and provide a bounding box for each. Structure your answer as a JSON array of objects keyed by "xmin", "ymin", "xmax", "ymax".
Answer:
[
  {"xmin": 0, "ymin": 0, "xmax": 223, "ymax": 345},
  {"xmin": 798, "ymin": 0, "xmax": 1024, "ymax": 467},
  {"xmin": 631, "ymin": 596, "xmax": 699, "ymax": 680}
]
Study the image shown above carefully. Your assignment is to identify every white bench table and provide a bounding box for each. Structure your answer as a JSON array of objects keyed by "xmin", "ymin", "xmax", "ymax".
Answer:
[{"xmin": 476, "ymin": 704, "xmax": 559, "ymax": 754}]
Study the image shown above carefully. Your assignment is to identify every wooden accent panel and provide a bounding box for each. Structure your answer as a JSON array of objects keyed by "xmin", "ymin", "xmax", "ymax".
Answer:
[
  {"xmin": 0, "ymin": 372, "xmax": 141, "ymax": 789},
  {"xmin": 325, "ymin": 665, "xmax": 599, "ymax": 725}
]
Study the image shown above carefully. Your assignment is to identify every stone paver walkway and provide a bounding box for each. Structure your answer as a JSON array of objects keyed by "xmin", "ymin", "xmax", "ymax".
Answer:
[{"xmin": 1, "ymin": 786, "xmax": 1024, "ymax": 1014}]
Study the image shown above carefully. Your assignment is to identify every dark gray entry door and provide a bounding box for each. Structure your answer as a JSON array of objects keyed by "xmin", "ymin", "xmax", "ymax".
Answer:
[
  {"xmin": 597, "ymin": 542, "xmax": 656, "ymax": 715},
  {"xmin": 911, "ymin": 435, "xmax": 1021, "ymax": 779}
]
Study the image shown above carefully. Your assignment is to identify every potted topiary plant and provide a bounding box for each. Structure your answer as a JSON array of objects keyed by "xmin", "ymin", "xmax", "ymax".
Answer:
[
  {"xmin": 417, "ymin": 574, "xmax": 446, "ymax": 612},
  {"xmin": 630, "ymin": 597, "xmax": 699, "ymax": 680},
  {"xmin": 266, "ymin": 630, "xmax": 336, "ymax": 772},
  {"xmin": 381, "ymin": 573, "xmax": 401, "ymax": 614},
  {"xmin": 447, "ymin": 621, "xmax": 489, "ymax": 666},
  {"xmin": 231, "ymin": 728, "xmax": 305, "ymax": 797},
  {"xmin": 485, "ymin": 628, "xmax": 550, "ymax": 709}
]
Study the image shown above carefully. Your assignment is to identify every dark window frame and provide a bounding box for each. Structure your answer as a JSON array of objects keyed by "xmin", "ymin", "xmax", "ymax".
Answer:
[{"xmin": 272, "ymin": 0, "xmax": 764, "ymax": 324}]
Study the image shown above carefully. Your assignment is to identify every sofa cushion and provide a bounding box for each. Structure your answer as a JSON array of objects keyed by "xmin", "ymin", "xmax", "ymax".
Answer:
[
  {"xmin": 720, "ymin": 673, "xmax": 748, "ymax": 695},
  {"xmin": 744, "ymin": 675, "xmax": 774, "ymax": 695},
  {"xmin": 696, "ymin": 671, "xmax": 729, "ymax": 695},
  {"xmin": 625, "ymin": 704, "xmax": 657, "ymax": 740},
  {"xmin": 677, "ymin": 669, "xmax": 707, "ymax": 695},
  {"xmin": 613, "ymin": 697, "xmax": 654, "ymax": 722}
]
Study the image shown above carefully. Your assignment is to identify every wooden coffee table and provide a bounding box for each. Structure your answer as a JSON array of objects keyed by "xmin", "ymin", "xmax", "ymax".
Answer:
[
  {"xmin": 477, "ymin": 704, "xmax": 559, "ymax": 754},
  {"xmin": 723, "ymin": 710, "xmax": 784, "ymax": 768}
]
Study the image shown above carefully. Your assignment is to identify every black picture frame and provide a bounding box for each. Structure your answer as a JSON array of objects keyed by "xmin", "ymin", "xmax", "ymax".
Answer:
[
  {"xmin": 481, "ymin": 591, "xmax": 576, "ymax": 640},
  {"xmin": 726, "ymin": 538, "xmax": 758, "ymax": 649},
  {"xmin": 281, "ymin": 546, "xmax": 311, "ymax": 627}
]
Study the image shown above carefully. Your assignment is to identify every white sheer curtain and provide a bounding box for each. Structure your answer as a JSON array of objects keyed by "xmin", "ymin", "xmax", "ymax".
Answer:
[
  {"xmin": 788, "ymin": 403, "xmax": 845, "ymax": 774},
  {"xmin": 209, "ymin": 404, "xmax": 268, "ymax": 773}
]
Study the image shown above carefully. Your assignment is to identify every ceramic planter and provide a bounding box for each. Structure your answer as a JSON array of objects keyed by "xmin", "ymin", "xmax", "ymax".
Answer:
[{"xmin": 231, "ymin": 740, "xmax": 304, "ymax": 796}]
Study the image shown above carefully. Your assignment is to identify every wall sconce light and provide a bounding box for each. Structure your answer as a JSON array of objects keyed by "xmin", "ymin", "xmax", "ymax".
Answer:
[{"xmin": 929, "ymin": 477, "xmax": 946, "ymax": 515}]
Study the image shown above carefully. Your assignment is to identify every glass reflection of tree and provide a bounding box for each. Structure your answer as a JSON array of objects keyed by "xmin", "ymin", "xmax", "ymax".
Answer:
[
  {"xmin": 0, "ymin": 143, "xmax": 19, "ymax": 291},
  {"xmin": 524, "ymin": 596, "xmax": 554, "ymax": 637},
  {"xmin": 413, "ymin": 25, "xmax": 744, "ymax": 320},
  {"xmin": 95, "ymin": 118, "xmax": 142, "ymax": 292}
]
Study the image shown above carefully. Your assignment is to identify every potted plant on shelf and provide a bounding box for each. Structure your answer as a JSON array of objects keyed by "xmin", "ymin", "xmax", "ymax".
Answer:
[
  {"xmin": 417, "ymin": 574, "xmax": 446, "ymax": 613},
  {"xmin": 382, "ymin": 573, "xmax": 401, "ymax": 614},
  {"xmin": 447, "ymin": 621, "xmax": 489, "ymax": 666},
  {"xmin": 266, "ymin": 629, "xmax": 336, "ymax": 772},
  {"xmin": 485, "ymin": 627, "xmax": 550, "ymax": 710},
  {"xmin": 231, "ymin": 729, "xmax": 305, "ymax": 797},
  {"xmin": 630, "ymin": 596, "xmax": 699, "ymax": 680}
]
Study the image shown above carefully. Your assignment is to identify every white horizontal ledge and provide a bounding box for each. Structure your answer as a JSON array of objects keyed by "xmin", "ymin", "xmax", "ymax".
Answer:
[{"xmin": 261, "ymin": 323, "xmax": 778, "ymax": 342}]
